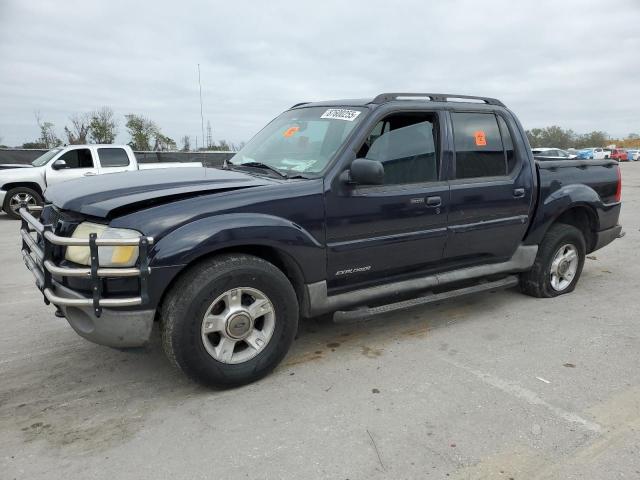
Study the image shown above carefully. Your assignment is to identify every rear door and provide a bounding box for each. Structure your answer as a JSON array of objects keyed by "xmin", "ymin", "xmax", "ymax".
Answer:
[
  {"xmin": 45, "ymin": 147, "xmax": 98, "ymax": 186},
  {"xmin": 96, "ymin": 147, "xmax": 133, "ymax": 174},
  {"xmin": 443, "ymin": 111, "xmax": 533, "ymax": 263},
  {"xmin": 324, "ymin": 110, "xmax": 450, "ymax": 289}
]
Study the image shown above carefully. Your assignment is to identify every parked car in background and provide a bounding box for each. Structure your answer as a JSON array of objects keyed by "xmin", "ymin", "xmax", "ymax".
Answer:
[
  {"xmin": 610, "ymin": 148, "xmax": 628, "ymax": 161},
  {"xmin": 576, "ymin": 149, "xmax": 594, "ymax": 160},
  {"xmin": 625, "ymin": 149, "xmax": 639, "ymax": 161},
  {"xmin": 576, "ymin": 148, "xmax": 608, "ymax": 160},
  {"xmin": 531, "ymin": 148, "xmax": 576, "ymax": 159},
  {"xmin": 0, "ymin": 145, "xmax": 202, "ymax": 219},
  {"xmin": 19, "ymin": 92, "xmax": 623, "ymax": 387}
]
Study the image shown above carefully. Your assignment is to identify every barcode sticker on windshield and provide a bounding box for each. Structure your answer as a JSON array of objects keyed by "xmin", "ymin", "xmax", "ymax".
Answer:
[{"xmin": 320, "ymin": 109, "xmax": 361, "ymax": 122}]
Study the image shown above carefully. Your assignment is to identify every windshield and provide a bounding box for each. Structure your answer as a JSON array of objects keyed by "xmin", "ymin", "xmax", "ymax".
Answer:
[
  {"xmin": 31, "ymin": 148, "xmax": 62, "ymax": 167},
  {"xmin": 230, "ymin": 106, "xmax": 365, "ymax": 175}
]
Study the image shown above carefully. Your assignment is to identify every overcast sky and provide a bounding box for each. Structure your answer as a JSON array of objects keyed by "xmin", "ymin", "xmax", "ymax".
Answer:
[{"xmin": 0, "ymin": 0, "xmax": 639, "ymax": 148}]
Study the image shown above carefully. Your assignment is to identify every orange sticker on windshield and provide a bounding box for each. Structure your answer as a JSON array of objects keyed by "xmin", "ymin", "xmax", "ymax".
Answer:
[
  {"xmin": 474, "ymin": 131, "xmax": 487, "ymax": 146},
  {"xmin": 283, "ymin": 126, "xmax": 299, "ymax": 138}
]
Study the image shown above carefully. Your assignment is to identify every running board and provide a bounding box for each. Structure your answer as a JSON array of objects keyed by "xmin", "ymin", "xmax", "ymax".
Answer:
[
  {"xmin": 334, "ymin": 275, "xmax": 519, "ymax": 321},
  {"xmin": 304, "ymin": 245, "xmax": 537, "ymax": 316}
]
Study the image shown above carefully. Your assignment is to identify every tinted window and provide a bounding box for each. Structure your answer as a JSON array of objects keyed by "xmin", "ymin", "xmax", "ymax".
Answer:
[
  {"xmin": 364, "ymin": 114, "xmax": 439, "ymax": 185},
  {"xmin": 452, "ymin": 112, "xmax": 506, "ymax": 179},
  {"xmin": 497, "ymin": 115, "xmax": 516, "ymax": 172},
  {"xmin": 98, "ymin": 148, "xmax": 130, "ymax": 167},
  {"xmin": 58, "ymin": 148, "xmax": 93, "ymax": 169}
]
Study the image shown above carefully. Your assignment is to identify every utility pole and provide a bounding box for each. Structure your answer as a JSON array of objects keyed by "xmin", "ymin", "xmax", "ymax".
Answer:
[{"xmin": 198, "ymin": 64, "xmax": 205, "ymax": 151}]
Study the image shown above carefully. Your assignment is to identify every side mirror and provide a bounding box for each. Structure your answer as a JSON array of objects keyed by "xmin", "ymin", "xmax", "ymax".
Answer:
[
  {"xmin": 344, "ymin": 158, "xmax": 384, "ymax": 185},
  {"xmin": 51, "ymin": 159, "xmax": 67, "ymax": 170}
]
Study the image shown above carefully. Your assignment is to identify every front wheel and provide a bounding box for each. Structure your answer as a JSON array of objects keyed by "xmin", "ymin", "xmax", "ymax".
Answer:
[
  {"xmin": 3, "ymin": 187, "xmax": 43, "ymax": 220},
  {"xmin": 161, "ymin": 254, "xmax": 299, "ymax": 387},
  {"xmin": 520, "ymin": 223, "xmax": 586, "ymax": 298}
]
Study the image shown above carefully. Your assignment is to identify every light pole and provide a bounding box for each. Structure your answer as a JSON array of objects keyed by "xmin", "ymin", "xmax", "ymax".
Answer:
[{"xmin": 198, "ymin": 63, "xmax": 205, "ymax": 150}]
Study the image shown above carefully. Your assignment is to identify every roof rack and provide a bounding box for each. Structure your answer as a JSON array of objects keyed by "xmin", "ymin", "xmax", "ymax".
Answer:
[{"xmin": 370, "ymin": 93, "xmax": 505, "ymax": 107}]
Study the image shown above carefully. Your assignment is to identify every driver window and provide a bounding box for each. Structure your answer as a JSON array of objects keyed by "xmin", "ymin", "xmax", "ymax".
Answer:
[
  {"xmin": 58, "ymin": 149, "xmax": 94, "ymax": 169},
  {"xmin": 357, "ymin": 112, "xmax": 439, "ymax": 185}
]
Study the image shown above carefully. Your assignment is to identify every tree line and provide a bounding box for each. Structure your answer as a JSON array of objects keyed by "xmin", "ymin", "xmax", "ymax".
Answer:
[
  {"xmin": 526, "ymin": 126, "xmax": 640, "ymax": 149},
  {"xmin": 14, "ymin": 108, "xmax": 240, "ymax": 152},
  {"xmin": 7, "ymin": 115, "xmax": 638, "ymax": 152}
]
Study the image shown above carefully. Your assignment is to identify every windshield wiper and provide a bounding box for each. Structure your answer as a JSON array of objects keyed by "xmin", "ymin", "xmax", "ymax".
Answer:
[{"xmin": 228, "ymin": 160, "xmax": 289, "ymax": 179}]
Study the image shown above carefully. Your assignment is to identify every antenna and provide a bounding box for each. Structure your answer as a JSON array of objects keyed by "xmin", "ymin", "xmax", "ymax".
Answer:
[{"xmin": 198, "ymin": 64, "xmax": 205, "ymax": 151}]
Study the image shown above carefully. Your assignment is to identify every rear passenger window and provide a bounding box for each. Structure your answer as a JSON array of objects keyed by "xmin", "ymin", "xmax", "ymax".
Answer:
[
  {"xmin": 98, "ymin": 148, "xmax": 130, "ymax": 167},
  {"xmin": 452, "ymin": 112, "xmax": 510, "ymax": 179}
]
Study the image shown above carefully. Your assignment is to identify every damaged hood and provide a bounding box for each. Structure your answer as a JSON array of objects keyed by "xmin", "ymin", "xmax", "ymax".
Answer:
[{"xmin": 45, "ymin": 167, "xmax": 277, "ymax": 218}]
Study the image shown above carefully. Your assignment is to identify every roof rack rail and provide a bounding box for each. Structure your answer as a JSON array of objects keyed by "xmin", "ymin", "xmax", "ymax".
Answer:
[{"xmin": 370, "ymin": 93, "xmax": 505, "ymax": 107}]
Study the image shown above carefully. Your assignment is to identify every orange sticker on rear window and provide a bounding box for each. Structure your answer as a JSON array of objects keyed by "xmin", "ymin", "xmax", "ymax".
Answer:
[
  {"xmin": 474, "ymin": 131, "xmax": 487, "ymax": 146},
  {"xmin": 283, "ymin": 126, "xmax": 299, "ymax": 138}
]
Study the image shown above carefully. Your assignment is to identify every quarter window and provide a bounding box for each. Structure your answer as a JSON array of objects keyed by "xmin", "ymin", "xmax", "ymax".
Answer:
[
  {"xmin": 497, "ymin": 115, "xmax": 517, "ymax": 172},
  {"xmin": 98, "ymin": 148, "xmax": 130, "ymax": 167},
  {"xmin": 452, "ymin": 112, "xmax": 513, "ymax": 179}
]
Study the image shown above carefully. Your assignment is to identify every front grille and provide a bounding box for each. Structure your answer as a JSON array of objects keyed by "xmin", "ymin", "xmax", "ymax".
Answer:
[{"xmin": 19, "ymin": 206, "xmax": 153, "ymax": 315}]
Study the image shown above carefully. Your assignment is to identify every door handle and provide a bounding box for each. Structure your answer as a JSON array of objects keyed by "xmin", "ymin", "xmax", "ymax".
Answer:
[
  {"xmin": 513, "ymin": 188, "xmax": 525, "ymax": 198},
  {"xmin": 426, "ymin": 196, "xmax": 442, "ymax": 207},
  {"xmin": 83, "ymin": 172, "xmax": 97, "ymax": 176}
]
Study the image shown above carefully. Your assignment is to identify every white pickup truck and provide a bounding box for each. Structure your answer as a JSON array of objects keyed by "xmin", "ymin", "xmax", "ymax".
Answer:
[{"xmin": 0, "ymin": 144, "xmax": 202, "ymax": 218}]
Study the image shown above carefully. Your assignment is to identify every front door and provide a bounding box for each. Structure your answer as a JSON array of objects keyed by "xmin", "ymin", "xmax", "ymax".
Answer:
[
  {"xmin": 324, "ymin": 110, "xmax": 450, "ymax": 291},
  {"xmin": 46, "ymin": 147, "xmax": 98, "ymax": 186},
  {"xmin": 444, "ymin": 111, "xmax": 533, "ymax": 263}
]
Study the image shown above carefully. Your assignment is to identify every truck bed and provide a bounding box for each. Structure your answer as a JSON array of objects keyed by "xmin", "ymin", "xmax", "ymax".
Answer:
[
  {"xmin": 535, "ymin": 158, "xmax": 619, "ymax": 204},
  {"xmin": 527, "ymin": 158, "xmax": 621, "ymax": 249},
  {"xmin": 138, "ymin": 162, "xmax": 203, "ymax": 170}
]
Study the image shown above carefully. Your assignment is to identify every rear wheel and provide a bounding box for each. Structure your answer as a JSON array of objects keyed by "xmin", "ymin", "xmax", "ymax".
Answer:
[
  {"xmin": 520, "ymin": 223, "xmax": 586, "ymax": 298},
  {"xmin": 161, "ymin": 254, "xmax": 299, "ymax": 387},
  {"xmin": 3, "ymin": 187, "xmax": 42, "ymax": 220}
]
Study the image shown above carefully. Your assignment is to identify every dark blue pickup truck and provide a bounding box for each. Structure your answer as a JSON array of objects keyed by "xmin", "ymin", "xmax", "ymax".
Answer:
[{"xmin": 19, "ymin": 93, "xmax": 623, "ymax": 387}]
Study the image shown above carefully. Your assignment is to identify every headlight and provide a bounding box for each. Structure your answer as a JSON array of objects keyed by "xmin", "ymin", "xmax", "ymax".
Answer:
[{"xmin": 65, "ymin": 222, "xmax": 141, "ymax": 267}]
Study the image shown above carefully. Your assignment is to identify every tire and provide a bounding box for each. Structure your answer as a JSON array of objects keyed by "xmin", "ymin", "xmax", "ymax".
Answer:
[
  {"xmin": 520, "ymin": 223, "xmax": 586, "ymax": 298},
  {"xmin": 3, "ymin": 187, "xmax": 43, "ymax": 220},
  {"xmin": 161, "ymin": 254, "xmax": 299, "ymax": 387}
]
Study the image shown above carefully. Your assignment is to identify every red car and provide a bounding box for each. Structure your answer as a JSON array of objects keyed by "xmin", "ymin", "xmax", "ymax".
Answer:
[{"xmin": 610, "ymin": 148, "xmax": 628, "ymax": 161}]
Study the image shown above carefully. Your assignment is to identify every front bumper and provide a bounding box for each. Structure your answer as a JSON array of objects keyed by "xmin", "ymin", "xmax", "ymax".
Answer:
[
  {"xmin": 53, "ymin": 282, "xmax": 155, "ymax": 347},
  {"xmin": 20, "ymin": 206, "xmax": 156, "ymax": 347},
  {"xmin": 594, "ymin": 224, "xmax": 624, "ymax": 251}
]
